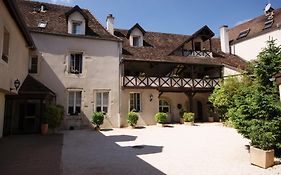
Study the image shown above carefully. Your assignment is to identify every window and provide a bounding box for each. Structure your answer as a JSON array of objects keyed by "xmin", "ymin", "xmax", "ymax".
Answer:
[
  {"xmin": 29, "ymin": 56, "xmax": 38, "ymax": 73},
  {"xmin": 159, "ymin": 99, "xmax": 170, "ymax": 113},
  {"xmin": 237, "ymin": 28, "xmax": 250, "ymax": 40},
  {"xmin": 263, "ymin": 19, "xmax": 274, "ymax": 30},
  {"xmin": 96, "ymin": 92, "xmax": 109, "ymax": 114},
  {"xmin": 130, "ymin": 93, "xmax": 141, "ymax": 112},
  {"xmin": 133, "ymin": 36, "xmax": 140, "ymax": 47},
  {"xmin": 194, "ymin": 42, "xmax": 201, "ymax": 51},
  {"xmin": 2, "ymin": 28, "xmax": 9, "ymax": 63},
  {"xmin": 38, "ymin": 20, "xmax": 48, "ymax": 29},
  {"xmin": 69, "ymin": 53, "xmax": 83, "ymax": 74},
  {"xmin": 68, "ymin": 91, "xmax": 82, "ymax": 115},
  {"xmin": 72, "ymin": 21, "xmax": 82, "ymax": 34}
]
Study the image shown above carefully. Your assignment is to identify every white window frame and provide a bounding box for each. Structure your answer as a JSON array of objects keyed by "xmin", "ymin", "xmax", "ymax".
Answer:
[
  {"xmin": 69, "ymin": 52, "xmax": 83, "ymax": 74},
  {"xmin": 129, "ymin": 92, "xmax": 141, "ymax": 112},
  {"xmin": 67, "ymin": 90, "xmax": 82, "ymax": 116},
  {"xmin": 95, "ymin": 91, "xmax": 110, "ymax": 114},
  {"xmin": 159, "ymin": 99, "xmax": 170, "ymax": 113},
  {"xmin": 29, "ymin": 56, "xmax": 38, "ymax": 74},
  {"xmin": 72, "ymin": 20, "xmax": 82, "ymax": 34},
  {"xmin": 132, "ymin": 36, "xmax": 140, "ymax": 47}
]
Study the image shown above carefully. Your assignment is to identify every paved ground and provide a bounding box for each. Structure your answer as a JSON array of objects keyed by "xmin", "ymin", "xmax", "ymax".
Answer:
[
  {"xmin": 0, "ymin": 134, "xmax": 63, "ymax": 175},
  {"xmin": 62, "ymin": 123, "xmax": 281, "ymax": 175}
]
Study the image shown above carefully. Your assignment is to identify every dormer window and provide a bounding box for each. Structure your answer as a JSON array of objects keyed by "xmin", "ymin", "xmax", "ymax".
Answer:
[
  {"xmin": 263, "ymin": 19, "xmax": 274, "ymax": 30},
  {"xmin": 133, "ymin": 36, "xmax": 141, "ymax": 47},
  {"xmin": 237, "ymin": 28, "xmax": 250, "ymax": 40},
  {"xmin": 72, "ymin": 21, "xmax": 82, "ymax": 34}
]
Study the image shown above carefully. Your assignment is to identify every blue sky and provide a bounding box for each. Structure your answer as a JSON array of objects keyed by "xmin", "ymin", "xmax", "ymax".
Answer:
[{"xmin": 35, "ymin": 0, "xmax": 281, "ymax": 36}]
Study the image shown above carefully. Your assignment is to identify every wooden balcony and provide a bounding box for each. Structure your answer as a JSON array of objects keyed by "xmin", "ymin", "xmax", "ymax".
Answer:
[
  {"xmin": 183, "ymin": 50, "xmax": 213, "ymax": 57},
  {"xmin": 123, "ymin": 76, "xmax": 220, "ymax": 90}
]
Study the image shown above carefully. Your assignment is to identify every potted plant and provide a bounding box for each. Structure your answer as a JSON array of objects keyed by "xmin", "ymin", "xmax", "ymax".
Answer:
[
  {"xmin": 154, "ymin": 112, "xmax": 167, "ymax": 127},
  {"xmin": 92, "ymin": 112, "xmax": 104, "ymax": 131},
  {"xmin": 42, "ymin": 104, "xmax": 64, "ymax": 135},
  {"xmin": 207, "ymin": 102, "xmax": 215, "ymax": 122},
  {"xmin": 179, "ymin": 108, "xmax": 185, "ymax": 124},
  {"xmin": 41, "ymin": 113, "xmax": 49, "ymax": 135},
  {"xmin": 183, "ymin": 112, "xmax": 194, "ymax": 126},
  {"xmin": 127, "ymin": 111, "xmax": 139, "ymax": 128},
  {"xmin": 249, "ymin": 122, "xmax": 276, "ymax": 169}
]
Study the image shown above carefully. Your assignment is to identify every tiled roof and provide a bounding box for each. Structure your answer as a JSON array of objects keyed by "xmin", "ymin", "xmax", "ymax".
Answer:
[
  {"xmin": 116, "ymin": 28, "xmax": 247, "ymax": 69},
  {"xmin": 229, "ymin": 7, "xmax": 281, "ymax": 44},
  {"xmin": 16, "ymin": 0, "xmax": 120, "ymax": 41}
]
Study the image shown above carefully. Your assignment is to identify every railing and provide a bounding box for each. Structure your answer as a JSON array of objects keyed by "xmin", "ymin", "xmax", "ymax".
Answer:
[
  {"xmin": 183, "ymin": 50, "xmax": 213, "ymax": 57},
  {"xmin": 123, "ymin": 76, "xmax": 220, "ymax": 89}
]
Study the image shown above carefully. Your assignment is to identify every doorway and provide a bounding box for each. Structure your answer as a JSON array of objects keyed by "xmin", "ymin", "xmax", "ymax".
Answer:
[{"xmin": 197, "ymin": 101, "xmax": 203, "ymax": 121}]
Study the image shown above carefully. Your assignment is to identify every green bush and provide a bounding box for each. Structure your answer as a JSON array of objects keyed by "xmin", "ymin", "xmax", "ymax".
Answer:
[
  {"xmin": 92, "ymin": 112, "xmax": 104, "ymax": 128},
  {"xmin": 154, "ymin": 112, "xmax": 167, "ymax": 124},
  {"xmin": 43, "ymin": 104, "xmax": 64, "ymax": 129},
  {"xmin": 183, "ymin": 112, "xmax": 194, "ymax": 122},
  {"xmin": 127, "ymin": 111, "xmax": 139, "ymax": 126}
]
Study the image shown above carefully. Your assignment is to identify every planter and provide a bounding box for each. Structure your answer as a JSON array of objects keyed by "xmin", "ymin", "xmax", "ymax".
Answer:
[
  {"xmin": 180, "ymin": 118, "xmax": 184, "ymax": 124},
  {"xmin": 157, "ymin": 123, "xmax": 164, "ymax": 127},
  {"xmin": 208, "ymin": 117, "xmax": 214, "ymax": 122},
  {"xmin": 250, "ymin": 146, "xmax": 274, "ymax": 169},
  {"xmin": 129, "ymin": 125, "xmax": 136, "ymax": 129},
  {"xmin": 95, "ymin": 126, "xmax": 100, "ymax": 131},
  {"xmin": 184, "ymin": 122, "xmax": 194, "ymax": 126},
  {"xmin": 41, "ymin": 124, "xmax": 48, "ymax": 135}
]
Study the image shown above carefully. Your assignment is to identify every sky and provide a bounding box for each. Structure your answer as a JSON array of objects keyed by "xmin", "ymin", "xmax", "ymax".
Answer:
[{"xmin": 33, "ymin": 0, "xmax": 281, "ymax": 36}]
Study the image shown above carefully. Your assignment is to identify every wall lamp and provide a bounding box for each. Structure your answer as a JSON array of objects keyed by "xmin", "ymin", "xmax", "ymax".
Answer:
[
  {"xmin": 10, "ymin": 79, "xmax": 21, "ymax": 92},
  {"xmin": 150, "ymin": 94, "xmax": 153, "ymax": 102}
]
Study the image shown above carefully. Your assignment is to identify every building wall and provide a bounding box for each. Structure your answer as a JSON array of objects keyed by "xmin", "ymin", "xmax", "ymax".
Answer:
[
  {"xmin": 0, "ymin": 0, "xmax": 31, "ymax": 137},
  {"xmin": 31, "ymin": 33, "xmax": 120, "ymax": 129},
  {"xmin": 121, "ymin": 89, "xmax": 159, "ymax": 127},
  {"xmin": 230, "ymin": 29, "xmax": 281, "ymax": 61},
  {"xmin": 0, "ymin": 93, "xmax": 5, "ymax": 137}
]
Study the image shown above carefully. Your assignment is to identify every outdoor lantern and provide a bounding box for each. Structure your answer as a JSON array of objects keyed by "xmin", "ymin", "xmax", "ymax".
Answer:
[
  {"xmin": 10, "ymin": 78, "xmax": 21, "ymax": 92},
  {"xmin": 150, "ymin": 94, "xmax": 153, "ymax": 102}
]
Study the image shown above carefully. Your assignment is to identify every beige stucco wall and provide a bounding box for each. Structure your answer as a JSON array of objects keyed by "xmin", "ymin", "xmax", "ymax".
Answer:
[
  {"xmin": 230, "ymin": 29, "xmax": 281, "ymax": 61},
  {"xmin": 0, "ymin": 0, "xmax": 30, "ymax": 94},
  {"xmin": 0, "ymin": 0, "xmax": 31, "ymax": 137},
  {"xmin": 224, "ymin": 66, "xmax": 241, "ymax": 77},
  {"xmin": 121, "ymin": 89, "xmax": 159, "ymax": 127},
  {"xmin": 31, "ymin": 33, "xmax": 120, "ymax": 129},
  {"xmin": 0, "ymin": 93, "xmax": 5, "ymax": 137}
]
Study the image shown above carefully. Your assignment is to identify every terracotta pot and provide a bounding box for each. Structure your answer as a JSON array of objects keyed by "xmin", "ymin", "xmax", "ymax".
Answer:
[
  {"xmin": 41, "ymin": 124, "xmax": 48, "ymax": 135},
  {"xmin": 129, "ymin": 125, "xmax": 136, "ymax": 129},
  {"xmin": 180, "ymin": 118, "xmax": 184, "ymax": 124},
  {"xmin": 184, "ymin": 122, "xmax": 194, "ymax": 126},
  {"xmin": 208, "ymin": 117, "xmax": 214, "ymax": 122},
  {"xmin": 250, "ymin": 146, "xmax": 274, "ymax": 169}
]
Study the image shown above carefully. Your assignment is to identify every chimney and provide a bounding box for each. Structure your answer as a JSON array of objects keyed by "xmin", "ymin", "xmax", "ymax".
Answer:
[
  {"xmin": 220, "ymin": 25, "xmax": 230, "ymax": 54},
  {"xmin": 106, "ymin": 14, "xmax": 115, "ymax": 35}
]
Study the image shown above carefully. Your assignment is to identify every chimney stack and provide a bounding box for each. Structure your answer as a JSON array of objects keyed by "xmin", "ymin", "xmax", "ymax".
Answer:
[
  {"xmin": 220, "ymin": 25, "xmax": 230, "ymax": 54},
  {"xmin": 106, "ymin": 14, "xmax": 115, "ymax": 35}
]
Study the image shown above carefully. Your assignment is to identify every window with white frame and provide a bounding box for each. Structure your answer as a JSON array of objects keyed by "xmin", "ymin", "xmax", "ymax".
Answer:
[
  {"xmin": 96, "ymin": 91, "xmax": 109, "ymax": 114},
  {"xmin": 2, "ymin": 27, "xmax": 9, "ymax": 63},
  {"xmin": 159, "ymin": 99, "xmax": 170, "ymax": 113},
  {"xmin": 72, "ymin": 21, "xmax": 82, "ymax": 34},
  {"xmin": 29, "ymin": 56, "xmax": 38, "ymax": 73},
  {"xmin": 69, "ymin": 53, "xmax": 83, "ymax": 74},
  {"xmin": 129, "ymin": 93, "xmax": 141, "ymax": 112},
  {"xmin": 132, "ymin": 36, "xmax": 140, "ymax": 47},
  {"xmin": 68, "ymin": 91, "xmax": 82, "ymax": 115}
]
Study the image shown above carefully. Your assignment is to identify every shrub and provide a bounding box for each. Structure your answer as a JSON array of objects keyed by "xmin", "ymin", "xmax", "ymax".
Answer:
[
  {"xmin": 43, "ymin": 104, "xmax": 64, "ymax": 129},
  {"xmin": 154, "ymin": 112, "xmax": 167, "ymax": 124},
  {"xmin": 183, "ymin": 112, "xmax": 194, "ymax": 122},
  {"xmin": 92, "ymin": 112, "xmax": 104, "ymax": 128},
  {"xmin": 127, "ymin": 111, "xmax": 139, "ymax": 126}
]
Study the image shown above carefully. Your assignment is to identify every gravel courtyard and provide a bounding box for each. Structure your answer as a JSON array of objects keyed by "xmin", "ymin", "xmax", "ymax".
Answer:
[{"xmin": 62, "ymin": 123, "xmax": 281, "ymax": 175}]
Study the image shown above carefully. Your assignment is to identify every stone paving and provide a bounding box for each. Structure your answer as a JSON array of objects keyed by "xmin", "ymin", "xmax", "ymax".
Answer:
[
  {"xmin": 0, "ymin": 134, "xmax": 63, "ymax": 175},
  {"xmin": 61, "ymin": 123, "xmax": 281, "ymax": 175}
]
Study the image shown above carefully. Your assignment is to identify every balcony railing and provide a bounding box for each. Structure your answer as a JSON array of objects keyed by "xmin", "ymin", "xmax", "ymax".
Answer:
[
  {"xmin": 123, "ymin": 76, "xmax": 220, "ymax": 89},
  {"xmin": 183, "ymin": 50, "xmax": 213, "ymax": 57}
]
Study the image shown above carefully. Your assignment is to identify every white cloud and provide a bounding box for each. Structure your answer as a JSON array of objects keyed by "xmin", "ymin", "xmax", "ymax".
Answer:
[
  {"xmin": 235, "ymin": 18, "xmax": 251, "ymax": 26},
  {"xmin": 50, "ymin": 0, "xmax": 75, "ymax": 4}
]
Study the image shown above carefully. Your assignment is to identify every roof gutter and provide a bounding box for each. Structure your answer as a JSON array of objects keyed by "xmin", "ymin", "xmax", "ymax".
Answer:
[{"xmin": 3, "ymin": 0, "xmax": 36, "ymax": 49}]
